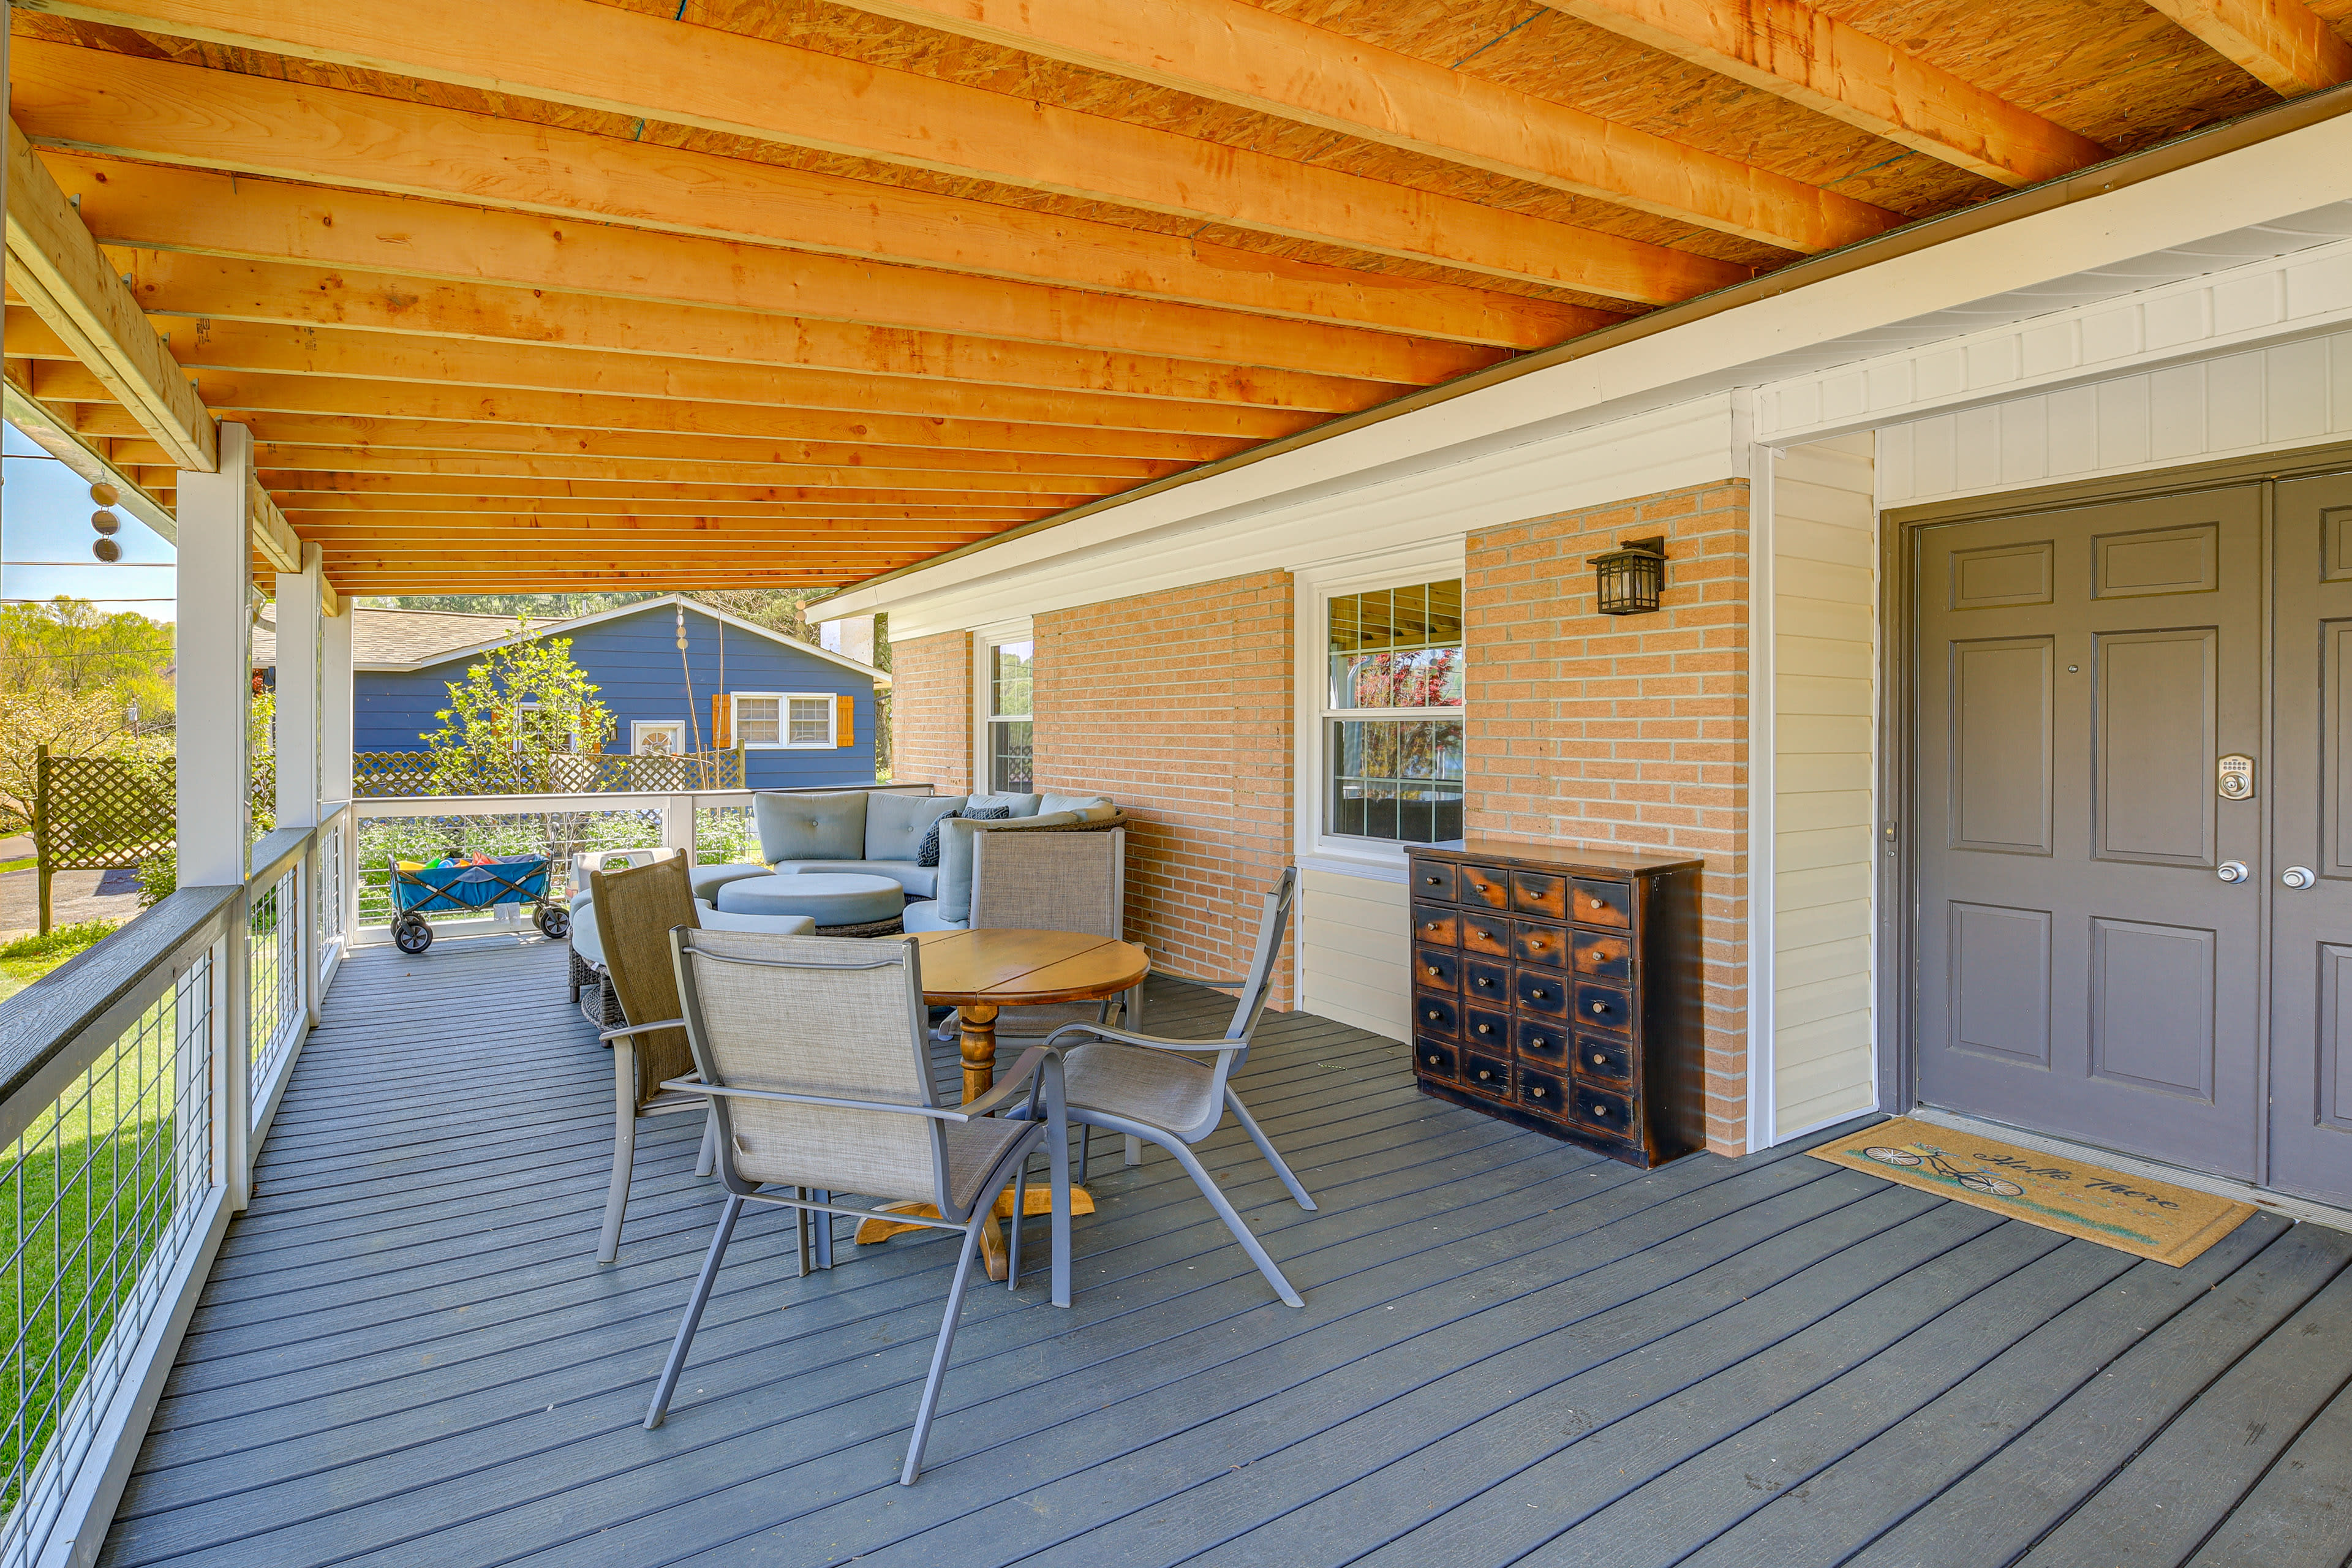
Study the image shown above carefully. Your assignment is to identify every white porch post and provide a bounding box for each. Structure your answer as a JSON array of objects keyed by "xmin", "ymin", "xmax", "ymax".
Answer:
[
  {"xmin": 274, "ymin": 543, "xmax": 323, "ymax": 832},
  {"xmin": 178, "ymin": 421, "xmax": 254, "ymax": 1208},
  {"xmin": 322, "ymin": 594, "xmax": 353, "ymax": 806}
]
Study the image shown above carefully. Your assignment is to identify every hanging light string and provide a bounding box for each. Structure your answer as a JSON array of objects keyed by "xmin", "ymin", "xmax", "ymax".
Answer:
[{"xmin": 676, "ymin": 601, "xmax": 705, "ymax": 755}]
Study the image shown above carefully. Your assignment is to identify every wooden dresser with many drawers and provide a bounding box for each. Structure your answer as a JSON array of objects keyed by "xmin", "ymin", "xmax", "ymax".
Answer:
[{"xmin": 1406, "ymin": 840, "xmax": 1706, "ymax": 1167}]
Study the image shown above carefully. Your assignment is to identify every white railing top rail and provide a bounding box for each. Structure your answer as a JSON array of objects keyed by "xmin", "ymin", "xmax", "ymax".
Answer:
[
  {"xmin": 247, "ymin": 826, "xmax": 314, "ymax": 889},
  {"xmin": 347, "ymin": 780, "xmax": 934, "ymax": 819},
  {"xmin": 0, "ymin": 886, "xmax": 238, "ymax": 1152}
]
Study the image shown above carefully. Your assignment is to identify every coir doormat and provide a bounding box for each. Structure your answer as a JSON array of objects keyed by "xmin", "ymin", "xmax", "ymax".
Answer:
[{"xmin": 1809, "ymin": 1118, "xmax": 2257, "ymax": 1266}]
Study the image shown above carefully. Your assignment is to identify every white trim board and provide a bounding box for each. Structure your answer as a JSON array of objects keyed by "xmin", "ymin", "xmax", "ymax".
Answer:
[
  {"xmin": 821, "ymin": 117, "xmax": 2352, "ymax": 635},
  {"xmin": 375, "ymin": 593, "xmax": 891, "ymax": 684},
  {"xmin": 1757, "ymin": 225, "xmax": 2352, "ymax": 447}
]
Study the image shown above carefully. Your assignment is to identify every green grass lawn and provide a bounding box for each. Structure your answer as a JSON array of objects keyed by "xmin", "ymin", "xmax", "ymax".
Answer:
[{"xmin": 0, "ymin": 922, "xmax": 186, "ymax": 1512}]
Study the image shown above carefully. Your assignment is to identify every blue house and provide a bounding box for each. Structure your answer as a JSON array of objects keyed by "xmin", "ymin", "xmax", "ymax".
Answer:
[{"xmin": 256, "ymin": 595, "xmax": 888, "ymax": 789}]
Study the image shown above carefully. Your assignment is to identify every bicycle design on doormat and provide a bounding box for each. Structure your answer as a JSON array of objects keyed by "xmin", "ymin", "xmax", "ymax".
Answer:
[{"xmin": 1858, "ymin": 1143, "xmax": 2026, "ymax": 1197}]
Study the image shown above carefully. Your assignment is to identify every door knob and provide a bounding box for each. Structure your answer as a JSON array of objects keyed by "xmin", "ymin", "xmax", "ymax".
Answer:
[
  {"xmin": 2282, "ymin": 865, "xmax": 2318, "ymax": 890},
  {"xmin": 2217, "ymin": 861, "xmax": 2249, "ymax": 883}
]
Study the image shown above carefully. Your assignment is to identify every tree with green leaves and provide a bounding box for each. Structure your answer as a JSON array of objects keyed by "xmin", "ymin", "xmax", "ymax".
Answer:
[{"xmin": 420, "ymin": 624, "xmax": 617, "ymax": 794}]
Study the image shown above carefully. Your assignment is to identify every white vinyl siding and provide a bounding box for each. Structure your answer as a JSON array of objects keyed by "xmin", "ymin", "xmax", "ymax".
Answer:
[
  {"xmin": 1298, "ymin": 869, "xmax": 1410, "ymax": 1041},
  {"xmin": 1773, "ymin": 434, "xmax": 1879, "ymax": 1139}
]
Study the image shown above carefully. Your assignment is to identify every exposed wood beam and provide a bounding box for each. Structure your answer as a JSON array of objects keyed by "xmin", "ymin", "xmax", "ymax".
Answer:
[
  {"xmin": 162, "ymin": 323, "xmax": 1332, "ymax": 436},
  {"xmin": 828, "ymin": 0, "xmax": 1895, "ymax": 255},
  {"xmin": 71, "ymin": 378, "xmax": 1250, "ymax": 461},
  {"xmin": 2140, "ymin": 0, "xmax": 2352, "ymax": 96},
  {"xmin": 274, "ymin": 482, "xmax": 1102, "ymax": 508},
  {"xmin": 246, "ymin": 472, "xmax": 303, "ymax": 575},
  {"xmin": 288, "ymin": 502, "xmax": 1048, "ymax": 522},
  {"xmin": 34, "ymin": 153, "xmax": 1578, "ymax": 361},
  {"xmin": 32, "ymin": 328, "xmax": 1328, "ymax": 440},
  {"xmin": 94, "ymin": 225, "xmax": 1502, "ymax": 393},
  {"xmin": 252, "ymin": 465, "xmax": 1115, "ymax": 496},
  {"xmin": 9, "ymin": 15, "xmax": 1741, "ymax": 304},
  {"xmin": 174, "ymin": 436, "xmax": 1176, "ymax": 480},
  {"xmin": 0, "ymin": 371, "xmax": 180, "ymax": 538},
  {"xmin": 1544, "ymin": 0, "xmax": 2110, "ymax": 187},
  {"xmin": 2, "ymin": 118, "xmax": 216, "ymax": 470}
]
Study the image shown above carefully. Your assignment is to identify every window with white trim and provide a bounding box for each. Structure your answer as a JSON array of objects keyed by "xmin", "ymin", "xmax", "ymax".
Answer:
[
  {"xmin": 987, "ymin": 639, "xmax": 1034, "ymax": 792},
  {"xmin": 631, "ymin": 720, "xmax": 686, "ymax": 756},
  {"xmin": 1322, "ymin": 578, "xmax": 1464, "ymax": 845},
  {"xmin": 731, "ymin": 692, "xmax": 837, "ymax": 748}
]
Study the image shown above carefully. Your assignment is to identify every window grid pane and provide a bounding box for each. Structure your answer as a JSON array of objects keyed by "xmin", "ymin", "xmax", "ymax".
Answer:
[
  {"xmin": 1327, "ymin": 577, "xmax": 1465, "ymax": 712},
  {"xmin": 991, "ymin": 719, "xmax": 1033, "ymax": 793},
  {"xmin": 787, "ymin": 698, "xmax": 832, "ymax": 745},
  {"xmin": 992, "ymin": 640, "xmax": 1034, "ymax": 718},
  {"xmin": 736, "ymin": 698, "xmax": 780, "ymax": 746}
]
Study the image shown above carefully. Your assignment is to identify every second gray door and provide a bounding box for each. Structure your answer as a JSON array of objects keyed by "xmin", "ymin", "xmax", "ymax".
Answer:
[{"xmin": 1913, "ymin": 486, "xmax": 2265, "ymax": 1179}]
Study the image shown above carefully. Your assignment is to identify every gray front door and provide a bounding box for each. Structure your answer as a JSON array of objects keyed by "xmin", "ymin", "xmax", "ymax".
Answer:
[
  {"xmin": 1913, "ymin": 486, "xmax": 2266, "ymax": 1179},
  {"xmin": 2267, "ymin": 472, "xmax": 2352, "ymax": 1206}
]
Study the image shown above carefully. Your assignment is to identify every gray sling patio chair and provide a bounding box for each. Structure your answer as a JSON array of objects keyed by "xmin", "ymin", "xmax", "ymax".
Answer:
[
  {"xmin": 587, "ymin": 854, "xmax": 725, "ymax": 1267},
  {"xmin": 969, "ymin": 825, "xmax": 1140, "ymax": 1044},
  {"xmin": 644, "ymin": 929, "xmax": 1072, "ymax": 1486},
  {"xmin": 1042, "ymin": 867, "xmax": 1314, "ymax": 1308}
]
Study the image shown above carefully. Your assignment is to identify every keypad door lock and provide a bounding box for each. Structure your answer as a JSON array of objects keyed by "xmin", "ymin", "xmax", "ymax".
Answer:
[{"xmin": 2217, "ymin": 754, "xmax": 2255, "ymax": 800}]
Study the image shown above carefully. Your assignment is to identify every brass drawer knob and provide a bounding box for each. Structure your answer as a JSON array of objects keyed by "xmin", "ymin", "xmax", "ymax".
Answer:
[
  {"xmin": 1475, "ymin": 1068, "xmax": 1493, "ymax": 1081},
  {"xmin": 1591, "ymin": 1052, "xmax": 1607, "ymax": 1066},
  {"xmin": 1476, "ymin": 1023, "xmax": 1493, "ymax": 1036},
  {"xmin": 1529, "ymin": 1035, "xmax": 1549, "ymax": 1049},
  {"xmin": 1476, "ymin": 977, "xmax": 1493, "ymax": 988},
  {"xmin": 1529, "ymin": 1085, "xmax": 1546, "ymax": 1098},
  {"xmin": 1427, "ymin": 965, "xmax": 1442, "ymax": 977},
  {"xmin": 1589, "ymin": 1000, "xmax": 1610, "ymax": 1016},
  {"xmin": 1423, "ymin": 875, "xmax": 1442, "ymax": 885},
  {"xmin": 1424, "ymin": 1009, "xmax": 1441, "ymax": 1021},
  {"xmin": 1530, "ymin": 987, "xmax": 1548, "ymax": 1000},
  {"xmin": 1475, "ymin": 928, "xmax": 1494, "ymax": 941},
  {"xmin": 1589, "ymin": 1102, "xmax": 1610, "ymax": 1118}
]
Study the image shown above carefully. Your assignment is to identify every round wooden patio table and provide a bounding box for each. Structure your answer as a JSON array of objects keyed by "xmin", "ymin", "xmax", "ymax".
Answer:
[{"xmin": 851, "ymin": 927, "xmax": 1151, "ymax": 1279}]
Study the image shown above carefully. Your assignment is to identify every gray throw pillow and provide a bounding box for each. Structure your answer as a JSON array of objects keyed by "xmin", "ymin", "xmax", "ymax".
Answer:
[
  {"xmin": 867, "ymin": 792, "xmax": 964, "ymax": 862},
  {"xmin": 752, "ymin": 791, "xmax": 867, "ymax": 864}
]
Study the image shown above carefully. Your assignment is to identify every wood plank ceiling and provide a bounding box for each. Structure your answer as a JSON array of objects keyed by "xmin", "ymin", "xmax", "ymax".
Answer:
[{"xmin": 4, "ymin": 0, "xmax": 2346, "ymax": 595}]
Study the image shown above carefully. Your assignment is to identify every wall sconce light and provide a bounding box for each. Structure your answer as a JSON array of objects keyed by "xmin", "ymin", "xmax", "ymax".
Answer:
[{"xmin": 1588, "ymin": 535, "xmax": 1667, "ymax": 616}]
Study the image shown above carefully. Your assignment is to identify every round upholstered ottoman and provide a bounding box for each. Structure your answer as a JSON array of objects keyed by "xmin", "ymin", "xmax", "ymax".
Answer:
[{"xmin": 715, "ymin": 872, "xmax": 906, "ymax": 935}]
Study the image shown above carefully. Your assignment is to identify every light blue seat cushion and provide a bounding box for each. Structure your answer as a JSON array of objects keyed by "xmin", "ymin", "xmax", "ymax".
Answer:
[
  {"xmin": 694, "ymin": 902, "xmax": 819, "ymax": 939},
  {"xmin": 717, "ymin": 872, "xmax": 905, "ymax": 927},
  {"xmin": 935, "ymin": 810, "xmax": 1081, "ymax": 922},
  {"xmin": 769, "ymin": 859, "xmax": 938, "ymax": 898},
  {"xmin": 902, "ymin": 899, "xmax": 969, "ymax": 933},
  {"xmin": 1039, "ymin": 793, "xmax": 1112, "ymax": 817},
  {"xmin": 965, "ymin": 791, "xmax": 1042, "ymax": 818},
  {"xmin": 753, "ymin": 791, "xmax": 867, "ymax": 863},
  {"xmin": 865, "ymin": 793, "xmax": 965, "ymax": 861},
  {"xmin": 570, "ymin": 859, "xmax": 768, "ymax": 913},
  {"xmin": 570, "ymin": 901, "xmax": 817, "ymax": 971}
]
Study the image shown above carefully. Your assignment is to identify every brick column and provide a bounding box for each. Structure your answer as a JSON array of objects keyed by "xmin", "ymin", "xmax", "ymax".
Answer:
[
  {"xmin": 1033, "ymin": 570, "xmax": 1295, "ymax": 1005},
  {"xmin": 888, "ymin": 630, "xmax": 973, "ymax": 793},
  {"xmin": 1465, "ymin": 480, "xmax": 1752, "ymax": 1155}
]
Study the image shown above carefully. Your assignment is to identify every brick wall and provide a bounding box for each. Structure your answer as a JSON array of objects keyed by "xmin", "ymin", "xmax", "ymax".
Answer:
[
  {"xmin": 888, "ymin": 630, "xmax": 973, "ymax": 793},
  {"xmin": 1033, "ymin": 570, "xmax": 1295, "ymax": 1005},
  {"xmin": 1466, "ymin": 480, "xmax": 1752, "ymax": 1155}
]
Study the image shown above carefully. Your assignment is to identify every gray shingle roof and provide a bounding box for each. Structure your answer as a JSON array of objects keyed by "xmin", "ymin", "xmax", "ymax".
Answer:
[{"xmin": 251, "ymin": 607, "xmax": 519, "ymax": 669}]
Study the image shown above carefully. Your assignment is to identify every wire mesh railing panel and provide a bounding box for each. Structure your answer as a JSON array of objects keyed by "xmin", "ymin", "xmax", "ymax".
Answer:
[
  {"xmin": 694, "ymin": 805, "xmax": 760, "ymax": 866},
  {"xmin": 356, "ymin": 809, "xmax": 665, "ymax": 926},
  {"xmin": 317, "ymin": 821, "xmax": 345, "ymax": 960},
  {"xmin": 0, "ymin": 956, "xmax": 214, "ymax": 1566},
  {"xmin": 246, "ymin": 869, "xmax": 302, "ymax": 1105}
]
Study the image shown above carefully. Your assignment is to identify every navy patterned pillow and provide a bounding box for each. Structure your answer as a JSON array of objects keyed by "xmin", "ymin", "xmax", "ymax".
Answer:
[{"xmin": 917, "ymin": 804, "xmax": 1009, "ymax": 866}]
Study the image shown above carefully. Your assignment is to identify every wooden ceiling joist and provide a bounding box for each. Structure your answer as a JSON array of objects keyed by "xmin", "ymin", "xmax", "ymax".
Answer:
[
  {"xmin": 2, "ymin": 119, "xmax": 215, "ymax": 472},
  {"xmin": 1544, "ymin": 0, "xmax": 2109, "ymax": 188},
  {"xmin": 35, "ymin": 151, "xmax": 1584, "ymax": 358},
  {"xmin": 257, "ymin": 471, "xmax": 1114, "ymax": 503},
  {"xmin": 826, "ymin": 0, "xmax": 1898, "ymax": 255},
  {"xmin": 19, "ymin": 4, "xmax": 1747, "ymax": 304},
  {"xmin": 67, "ymin": 380, "xmax": 1250, "ymax": 462},
  {"xmin": 28, "ymin": 330, "xmax": 1335, "ymax": 439},
  {"xmin": 209, "ymin": 439, "xmax": 1177, "ymax": 481},
  {"xmin": 97, "ymin": 236, "xmax": 1501, "ymax": 392},
  {"xmin": 2142, "ymin": 0, "xmax": 2352, "ymax": 96}
]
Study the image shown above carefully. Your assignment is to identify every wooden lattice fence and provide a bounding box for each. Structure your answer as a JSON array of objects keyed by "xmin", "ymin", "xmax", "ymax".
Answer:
[
  {"xmin": 352, "ymin": 747, "xmax": 744, "ymax": 797},
  {"xmin": 29, "ymin": 747, "xmax": 176, "ymax": 935}
]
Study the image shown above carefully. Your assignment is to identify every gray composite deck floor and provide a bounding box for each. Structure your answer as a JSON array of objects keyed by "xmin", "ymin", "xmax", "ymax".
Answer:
[{"xmin": 100, "ymin": 935, "xmax": 2352, "ymax": 1568}]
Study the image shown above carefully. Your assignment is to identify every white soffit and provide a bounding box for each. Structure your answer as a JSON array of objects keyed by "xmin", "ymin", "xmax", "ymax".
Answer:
[{"xmin": 821, "ymin": 113, "xmax": 2352, "ymax": 632}]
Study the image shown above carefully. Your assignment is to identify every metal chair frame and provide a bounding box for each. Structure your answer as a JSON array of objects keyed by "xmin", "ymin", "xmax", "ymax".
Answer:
[
  {"xmin": 644, "ymin": 930, "xmax": 1071, "ymax": 1485},
  {"xmin": 1044, "ymin": 869, "xmax": 1314, "ymax": 1308}
]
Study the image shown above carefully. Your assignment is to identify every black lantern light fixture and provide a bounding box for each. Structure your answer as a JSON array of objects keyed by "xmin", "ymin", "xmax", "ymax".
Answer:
[{"xmin": 1587, "ymin": 535, "xmax": 1667, "ymax": 616}]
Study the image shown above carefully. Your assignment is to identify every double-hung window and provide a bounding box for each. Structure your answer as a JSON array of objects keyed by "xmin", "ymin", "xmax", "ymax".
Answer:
[
  {"xmin": 732, "ymin": 692, "xmax": 836, "ymax": 748},
  {"xmin": 1323, "ymin": 578, "xmax": 1464, "ymax": 845},
  {"xmin": 987, "ymin": 639, "xmax": 1034, "ymax": 792}
]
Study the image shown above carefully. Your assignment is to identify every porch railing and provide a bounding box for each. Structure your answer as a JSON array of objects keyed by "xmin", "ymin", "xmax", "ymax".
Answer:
[{"xmin": 0, "ymin": 884, "xmax": 247, "ymax": 1568}]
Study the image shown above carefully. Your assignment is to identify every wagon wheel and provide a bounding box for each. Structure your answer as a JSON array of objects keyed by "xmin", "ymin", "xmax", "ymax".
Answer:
[
  {"xmin": 1861, "ymin": 1146, "xmax": 1923, "ymax": 1167},
  {"xmin": 536, "ymin": 902, "xmax": 571, "ymax": 940},
  {"xmin": 393, "ymin": 913, "xmax": 435, "ymax": 954}
]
